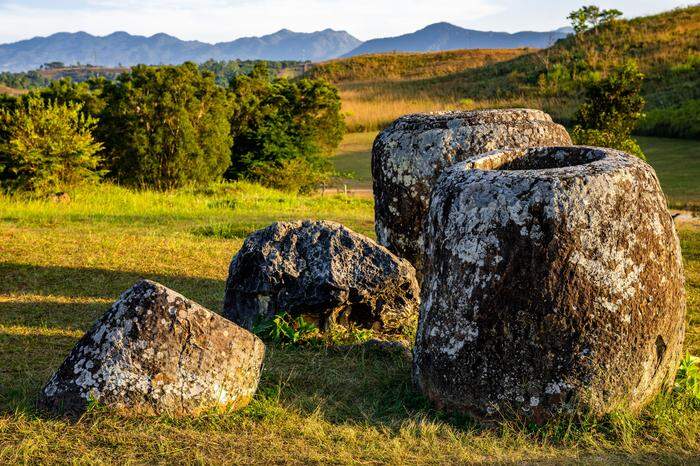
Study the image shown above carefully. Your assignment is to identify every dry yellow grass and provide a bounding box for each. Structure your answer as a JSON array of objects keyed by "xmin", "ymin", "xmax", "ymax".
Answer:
[{"xmin": 0, "ymin": 85, "xmax": 27, "ymax": 97}]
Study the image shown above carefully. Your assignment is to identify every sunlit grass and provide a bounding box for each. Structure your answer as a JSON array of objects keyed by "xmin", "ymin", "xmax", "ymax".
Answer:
[{"xmin": 0, "ymin": 183, "xmax": 698, "ymax": 462}]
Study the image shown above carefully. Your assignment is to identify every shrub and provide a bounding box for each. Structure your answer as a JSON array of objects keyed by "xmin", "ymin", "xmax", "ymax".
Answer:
[
  {"xmin": 98, "ymin": 63, "xmax": 232, "ymax": 190},
  {"xmin": 227, "ymin": 62, "xmax": 344, "ymax": 193},
  {"xmin": 0, "ymin": 97, "xmax": 103, "ymax": 194},
  {"xmin": 572, "ymin": 61, "xmax": 646, "ymax": 159},
  {"xmin": 676, "ymin": 354, "xmax": 700, "ymax": 400},
  {"xmin": 572, "ymin": 127, "xmax": 645, "ymax": 159},
  {"xmin": 250, "ymin": 157, "xmax": 333, "ymax": 194}
]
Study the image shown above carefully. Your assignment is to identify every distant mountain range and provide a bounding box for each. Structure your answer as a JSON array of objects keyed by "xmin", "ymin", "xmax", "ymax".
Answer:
[
  {"xmin": 0, "ymin": 24, "xmax": 572, "ymax": 72},
  {"xmin": 343, "ymin": 23, "xmax": 572, "ymax": 57}
]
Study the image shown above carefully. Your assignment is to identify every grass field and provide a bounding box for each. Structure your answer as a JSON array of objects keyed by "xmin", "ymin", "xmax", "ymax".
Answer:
[{"xmin": 0, "ymin": 178, "xmax": 698, "ymax": 463}]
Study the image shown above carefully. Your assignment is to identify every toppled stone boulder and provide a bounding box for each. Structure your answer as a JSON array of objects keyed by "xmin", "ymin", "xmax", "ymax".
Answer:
[
  {"xmin": 372, "ymin": 109, "xmax": 572, "ymax": 277},
  {"xmin": 223, "ymin": 220, "xmax": 419, "ymax": 334},
  {"xmin": 39, "ymin": 280, "xmax": 265, "ymax": 416},
  {"xmin": 413, "ymin": 146, "xmax": 686, "ymax": 422}
]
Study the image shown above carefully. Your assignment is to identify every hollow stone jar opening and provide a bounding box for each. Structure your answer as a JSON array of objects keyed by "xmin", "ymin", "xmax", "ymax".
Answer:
[{"xmin": 481, "ymin": 147, "xmax": 607, "ymax": 172}]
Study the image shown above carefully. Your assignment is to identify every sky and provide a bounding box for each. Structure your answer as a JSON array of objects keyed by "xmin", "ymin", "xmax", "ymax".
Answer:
[{"xmin": 0, "ymin": 0, "xmax": 693, "ymax": 44}]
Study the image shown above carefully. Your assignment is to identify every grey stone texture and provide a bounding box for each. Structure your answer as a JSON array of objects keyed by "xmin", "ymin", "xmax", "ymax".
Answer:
[
  {"xmin": 413, "ymin": 146, "xmax": 686, "ymax": 422},
  {"xmin": 223, "ymin": 220, "xmax": 420, "ymax": 334},
  {"xmin": 40, "ymin": 280, "xmax": 265, "ymax": 416},
  {"xmin": 372, "ymin": 109, "xmax": 572, "ymax": 277}
]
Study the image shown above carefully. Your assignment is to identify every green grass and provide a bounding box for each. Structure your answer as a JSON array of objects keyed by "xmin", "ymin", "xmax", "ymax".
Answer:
[
  {"xmin": 638, "ymin": 136, "xmax": 700, "ymax": 208},
  {"xmin": 331, "ymin": 132, "xmax": 376, "ymax": 188},
  {"xmin": 0, "ymin": 182, "xmax": 698, "ymax": 463}
]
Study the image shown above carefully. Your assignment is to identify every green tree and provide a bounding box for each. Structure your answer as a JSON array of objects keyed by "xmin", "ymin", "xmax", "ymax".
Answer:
[
  {"xmin": 37, "ymin": 77, "xmax": 107, "ymax": 117},
  {"xmin": 572, "ymin": 61, "xmax": 646, "ymax": 159},
  {"xmin": 227, "ymin": 62, "xmax": 344, "ymax": 192},
  {"xmin": 0, "ymin": 97, "xmax": 103, "ymax": 194},
  {"xmin": 568, "ymin": 5, "xmax": 622, "ymax": 34},
  {"xmin": 99, "ymin": 63, "xmax": 232, "ymax": 190}
]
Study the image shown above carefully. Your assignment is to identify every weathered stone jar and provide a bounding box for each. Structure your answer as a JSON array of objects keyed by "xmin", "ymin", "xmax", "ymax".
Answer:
[
  {"xmin": 372, "ymin": 109, "xmax": 572, "ymax": 277},
  {"xmin": 223, "ymin": 220, "xmax": 419, "ymax": 334},
  {"xmin": 413, "ymin": 146, "xmax": 686, "ymax": 422}
]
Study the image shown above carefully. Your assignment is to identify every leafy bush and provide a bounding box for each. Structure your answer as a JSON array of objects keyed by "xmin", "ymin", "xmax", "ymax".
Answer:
[
  {"xmin": 227, "ymin": 62, "xmax": 344, "ymax": 193},
  {"xmin": 572, "ymin": 127, "xmax": 645, "ymax": 159},
  {"xmin": 572, "ymin": 61, "xmax": 646, "ymax": 159},
  {"xmin": 0, "ymin": 97, "xmax": 103, "ymax": 194},
  {"xmin": 98, "ymin": 63, "xmax": 232, "ymax": 190},
  {"xmin": 636, "ymin": 99, "xmax": 700, "ymax": 139}
]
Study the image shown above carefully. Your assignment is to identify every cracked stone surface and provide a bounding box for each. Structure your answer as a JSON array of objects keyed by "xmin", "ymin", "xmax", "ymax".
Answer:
[
  {"xmin": 39, "ymin": 280, "xmax": 265, "ymax": 416},
  {"xmin": 413, "ymin": 146, "xmax": 686, "ymax": 422},
  {"xmin": 372, "ymin": 109, "xmax": 572, "ymax": 278},
  {"xmin": 223, "ymin": 220, "xmax": 419, "ymax": 334}
]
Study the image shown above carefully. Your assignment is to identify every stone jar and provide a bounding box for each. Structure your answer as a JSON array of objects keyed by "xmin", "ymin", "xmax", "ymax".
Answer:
[
  {"xmin": 413, "ymin": 146, "xmax": 686, "ymax": 422},
  {"xmin": 372, "ymin": 109, "xmax": 571, "ymax": 278},
  {"xmin": 223, "ymin": 220, "xmax": 420, "ymax": 334}
]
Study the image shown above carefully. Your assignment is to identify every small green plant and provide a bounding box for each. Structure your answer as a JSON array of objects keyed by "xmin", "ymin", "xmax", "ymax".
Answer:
[
  {"xmin": 253, "ymin": 312, "xmax": 319, "ymax": 345},
  {"xmin": 675, "ymin": 354, "xmax": 700, "ymax": 400},
  {"xmin": 327, "ymin": 324, "xmax": 375, "ymax": 346}
]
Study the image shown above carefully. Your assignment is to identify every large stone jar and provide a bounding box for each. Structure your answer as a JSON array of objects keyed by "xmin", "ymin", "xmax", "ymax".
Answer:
[
  {"xmin": 413, "ymin": 146, "xmax": 686, "ymax": 422},
  {"xmin": 372, "ymin": 109, "xmax": 571, "ymax": 277}
]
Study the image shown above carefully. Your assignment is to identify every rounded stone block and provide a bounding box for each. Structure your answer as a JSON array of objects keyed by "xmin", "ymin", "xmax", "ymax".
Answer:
[
  {"xmin": 372, "ymin": 109, "xmax": 572, "ymax": 278},
  {"xmin": 223, "ymin": 220, "xmax": 419, "ymax": 334},
  {"xmin": 413, "ymin": 146, "xmax": 686, "ymax": 422},
  {"xmin": 40, "ymin": 280, "xmax": 265, "ymax": 416}
]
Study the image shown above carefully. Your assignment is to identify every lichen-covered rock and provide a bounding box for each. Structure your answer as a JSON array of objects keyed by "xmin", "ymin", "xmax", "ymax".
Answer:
[
  {"xmin": 39, "ymin": 280, "xmax": 265, "ymax": 416},
  {"xmin": 223, "ymin": 220, "xmax": 419, "ymax": 334},
  {"xmin": 372, "ymin": 109, "xmax": 572, "ymax": 277},
  {"xmin": 413, "ymin": 146, "xmax": 686, "ymax": 422}
]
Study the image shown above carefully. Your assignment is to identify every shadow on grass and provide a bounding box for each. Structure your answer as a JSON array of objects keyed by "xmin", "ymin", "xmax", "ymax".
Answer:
[
  {"xmin": 0, "ymin": 262, "xmax": 227, "ymax": 416},
  {"xmin": 0, "ymin": 262, "xmax": 225, "ymax": 310}
]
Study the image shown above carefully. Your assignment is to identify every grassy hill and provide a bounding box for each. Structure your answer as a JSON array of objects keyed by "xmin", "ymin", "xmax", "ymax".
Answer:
[
  {"xmin": 0, "ymin": 84, "xmax": 26, "ymax": 96},
  {"xmin": 310, "ymin": 5, "xmax": 700, "ymax": 135},
  {"xmin": 307, "ymin": 48, "xmax": 534, "ymax": 82}
]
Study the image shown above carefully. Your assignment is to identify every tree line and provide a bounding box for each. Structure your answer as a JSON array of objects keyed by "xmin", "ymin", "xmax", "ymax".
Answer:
[{"xmin": 0, "ymin": 61, "xmax": 344, "ymax": 195}]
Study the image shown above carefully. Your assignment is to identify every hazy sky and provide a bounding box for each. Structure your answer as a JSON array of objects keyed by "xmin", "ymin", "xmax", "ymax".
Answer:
[{"xmin": 0, "ymin": 0, "xmax": 692, "ymax": 43}]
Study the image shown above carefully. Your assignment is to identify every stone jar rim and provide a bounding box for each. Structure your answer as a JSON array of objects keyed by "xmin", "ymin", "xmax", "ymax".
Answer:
[
  {"xmin": 392, "ymin": 108, "xmax": 557, "ymax": 129},
  {"xmin": 452, "ymin": 146, "xmax": 640, "ymax": 180}
]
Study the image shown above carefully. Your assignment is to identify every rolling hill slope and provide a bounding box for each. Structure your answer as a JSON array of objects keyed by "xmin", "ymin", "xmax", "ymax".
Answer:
[{"xmin": 310, "ymin": 5, "xmax": 700, "ymax": 136}]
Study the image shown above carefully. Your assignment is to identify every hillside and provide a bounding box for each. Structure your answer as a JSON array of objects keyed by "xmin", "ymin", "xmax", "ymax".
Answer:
[
  {"xmin": 311, "ymin": 6, "xmax": 700, "ymax": 136},
  {"xmin": 0, "ymin": 29, "xmax": 361, "ymax": 72},
  {"xmin": 0, "ymin": 85, "xmax": 26, "ymax": 96},
  {"xmin": 308, "ymin": 48, "xmax": 534, "ymax": 82},
  {"xmin": 344, "ymin": 22, "xmax": 569, "ymax": 57}
]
